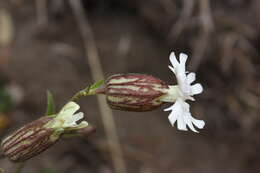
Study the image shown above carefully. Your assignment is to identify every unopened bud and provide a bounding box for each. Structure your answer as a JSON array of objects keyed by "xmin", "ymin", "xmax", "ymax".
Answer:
[
  {"xmin": 103, "ymin": 74, "xmax": 169, "ymax": 111},
  {"xmin": 1, "ymin": 116, "xmax": 59, "ymax": 162}
]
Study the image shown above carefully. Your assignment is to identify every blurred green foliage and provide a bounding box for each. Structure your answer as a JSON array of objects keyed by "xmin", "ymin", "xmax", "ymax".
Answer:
[{"xmin": 0, "ymin": 86, "xmax": 12, "ymax": 113}]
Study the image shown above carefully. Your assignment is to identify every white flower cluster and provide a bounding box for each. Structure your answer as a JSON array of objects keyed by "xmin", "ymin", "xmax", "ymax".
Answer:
[{"xmin": 164, "ymin": 52, "xmax": 205, "ymax": 133}]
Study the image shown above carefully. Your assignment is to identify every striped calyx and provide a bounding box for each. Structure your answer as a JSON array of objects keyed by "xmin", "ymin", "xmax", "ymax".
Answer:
[
  {"xmin": 1, "ymin": 101, "xmax": 90, "ymax": 162},
  {"xmin": 104, "ymin": 74, "xmax": 169, "ymax": 111},
  {"xmin": 1, "ymin": 116, "xmax": 60, "ymax": 162}
]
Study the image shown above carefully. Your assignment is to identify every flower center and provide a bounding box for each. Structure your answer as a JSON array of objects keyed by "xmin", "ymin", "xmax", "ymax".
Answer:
[{"xmin": 159, "ymin": 85, "xmax": 180, "ymax": 103}]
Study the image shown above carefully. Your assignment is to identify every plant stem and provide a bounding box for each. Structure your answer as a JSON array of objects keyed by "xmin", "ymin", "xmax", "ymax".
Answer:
[
  {"xmin": 70, "ymin": 86, "xmax": 90, "ymax": 102},
  {"xmin": 70, "ymin": 86, "xmax": 105, "ymax": 102},
  {"xmin": 69, "ymin": 0, "xmax": 127, "ymax": 173}
]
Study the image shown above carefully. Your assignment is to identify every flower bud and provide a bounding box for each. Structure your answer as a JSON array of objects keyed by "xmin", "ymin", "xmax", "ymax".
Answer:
[
  {"xmin": 1, "ymin": 116, "xmax": 59, "ymax": 162},
  {"xmin": 1, "ymin": 101, "xmax": 91, "ymax": 162},
  {"xmin": 103, "ymin": 74, "xmax": 169, "ymax": 111},
  {"xmin": 1, "ymin": 101, "xmax": 92, "ymax": 162}
]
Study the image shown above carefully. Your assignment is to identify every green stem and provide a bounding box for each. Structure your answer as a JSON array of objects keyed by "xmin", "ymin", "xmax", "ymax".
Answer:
[
  {"xmin": 70, "ymin": 87, "xmax": 90, "ymax": 102},
  {"xmin": 13, "ymin": 162, "xmax": 25, "ymax": 173},
  {"xmin": 70, "ymin": 85, "xmax": 105, "ymax": 102}
]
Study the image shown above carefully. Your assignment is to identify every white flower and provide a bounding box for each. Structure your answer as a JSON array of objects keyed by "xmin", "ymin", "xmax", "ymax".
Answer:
[
  {"xmin": 162, "ymin": 52, "xmax": 205, "ymax": 133},
  {"xmin": 48, "ymin": 101, "xmax": 88, "ymax": 131}
]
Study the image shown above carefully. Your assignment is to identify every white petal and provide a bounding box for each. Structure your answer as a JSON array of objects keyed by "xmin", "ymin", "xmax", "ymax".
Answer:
[
  {"xmin": 177, "ymin": 114, "xmax": 187, "ymax": 131},
  {"xmin": 191, "ymin": 83, "xmax": 203, "ymax": 95},
  {"xmin": 168, "ymin": 65, "xmax": 175, "ymax": 74},
  {"xmin": 181, "ymin": 100, "xmax": 190, "ymax": 111},
  {"xmin": 188, "ymin": 125, "xmax": 198, "ymax": 133},
  {"xmin": 165, "ymin": 102, "xmax": 185, "ymax": 130},
  {"xmin": 174, "ymin": 100, "xmax": 187, "ymax": 131},
  {"xmin": 72, "ymin": 112, "xmax": 84, "ymax": 123},
  {"xmin": 58, "ymin": 101, "xmax": 80, "ymax": 119},
  {"xmin": 191, "ymin": 116, "xmax": 205, "ymax": 129},
  {"xmin": 184, "ymin": 115, "xmax": 198, "ymax": 133},
  {"xmin": 165, "ymin": 100, "xmax": 205, "ymax": 132},
  {"xmin": 169, "ymin": 52, "xmax": 179, "ymax": 67},
  {"xmin": 65, "ymin": 121, "xmax": 89, "ymax": 130},
  {"xmin": 63, "ymin": 112, "xmax": 84, "ymax": 127},
  {"xmin": 77, "ymin": 121, "xmax": 88, "ymax": 128},
  {"xmin": 168, "ymin": 111, "xmax": 177, "ymax": 126},
  {"xmin": 164, "ymin": 105, "xmax": 174, "ymax": 112},
  {"xmin": 187, "ymin": 72, "xmax": 196, "ymax": 84},
  {"xmin": 179, "ymin": 53, "xmax": 188, "ymax": 69},
  {"xmin": 166, "ymin": 51, "xmax": 205, "ymax": 133}
]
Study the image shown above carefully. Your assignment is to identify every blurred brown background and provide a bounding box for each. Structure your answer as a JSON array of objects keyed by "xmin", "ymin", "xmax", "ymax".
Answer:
[{"xmin": 0, "ymin": 0, "xmax": 260, "ymax": 173}]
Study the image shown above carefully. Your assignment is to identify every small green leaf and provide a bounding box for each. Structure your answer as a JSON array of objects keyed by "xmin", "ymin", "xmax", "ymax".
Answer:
[
  {"xmin": 46, "ymin": 90, "xmax": 56, "ymax": 116},
  {"xmin": 89, "ymin": 80, "xmax": 104, "ymax": 90}
]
